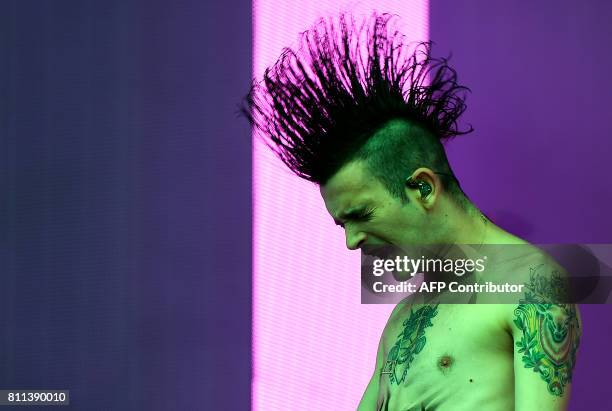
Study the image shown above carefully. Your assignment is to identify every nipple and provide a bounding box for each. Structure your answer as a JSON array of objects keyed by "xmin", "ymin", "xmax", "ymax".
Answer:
[{"xmin": 437, "ymin": 355, "xmax": 454, "ymax": 374}]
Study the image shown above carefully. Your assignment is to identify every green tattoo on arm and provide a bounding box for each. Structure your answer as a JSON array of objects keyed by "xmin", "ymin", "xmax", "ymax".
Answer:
[
  {"xmin": 513, "ymin": 266, "xmax": 580, "ymax": 396},
  {"xmin": 382, "ymin": 304, "xmax": 439, "ymax": 385}
]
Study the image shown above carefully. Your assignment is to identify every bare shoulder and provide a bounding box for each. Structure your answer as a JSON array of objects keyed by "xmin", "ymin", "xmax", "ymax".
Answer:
[
  {"xmin": 481, "ymin": 244, "xmax": 571, "ymax": 300},
  {"xmin": 472, "ymin": 244, "xmax": 579, "ymax": 332}
]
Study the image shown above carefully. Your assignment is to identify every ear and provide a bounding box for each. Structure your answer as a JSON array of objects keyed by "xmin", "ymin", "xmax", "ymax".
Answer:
[{"xmin": 404, "ymin": 167, "xmax": 440, "ymax": 210}]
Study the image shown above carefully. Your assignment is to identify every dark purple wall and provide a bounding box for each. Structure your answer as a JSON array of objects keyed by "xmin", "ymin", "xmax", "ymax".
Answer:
[
  {"xmin": 431, "ymin": 1, "xmax": 612, "ymax": 409},
  {"xmin": 1, "ymin": 1, "xmax": 251, "ymax": 409}
]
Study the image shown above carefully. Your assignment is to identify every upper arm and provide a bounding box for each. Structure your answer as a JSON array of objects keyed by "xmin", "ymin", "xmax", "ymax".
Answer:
[
  {"xmin": 357, "ymin": 331, "xmax": 386, "ymax": 411},
  {"xmin": 509, "ymin": 264, "xmax": 582, "ymax": 410},
  {"xmin": 358, "ymin": 304, "xmax": 407, "ymax": 411}
]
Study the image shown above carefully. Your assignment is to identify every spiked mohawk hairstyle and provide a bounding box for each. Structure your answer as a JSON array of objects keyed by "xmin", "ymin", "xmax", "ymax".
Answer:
[{"xmin": 242, "ymin": 12, "xmax": 473, "ymax": 198}]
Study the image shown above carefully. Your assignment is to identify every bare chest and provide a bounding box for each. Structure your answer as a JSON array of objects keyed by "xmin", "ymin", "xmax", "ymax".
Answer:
[{"xmin": 376, "ymin": 304, "xmax": 514, "ymax": 410}]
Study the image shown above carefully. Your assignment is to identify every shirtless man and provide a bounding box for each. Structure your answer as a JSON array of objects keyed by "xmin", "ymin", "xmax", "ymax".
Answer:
[
  {"xmin": 323, "ymin": 157, "xmax": 580, "ymax": 410},
  {"xmin": 243, "ymin": 12, "xmax": 581, "ymax": 410}
]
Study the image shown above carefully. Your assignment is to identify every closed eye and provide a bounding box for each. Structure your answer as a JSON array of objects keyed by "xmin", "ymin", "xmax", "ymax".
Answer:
[
  {"xmin": 336, "ymin": 207, "xmax": 376, "ymax": 228},
  {"xmin": 355, "ymin": 208, "xmax": 375, "ymax": 222}
]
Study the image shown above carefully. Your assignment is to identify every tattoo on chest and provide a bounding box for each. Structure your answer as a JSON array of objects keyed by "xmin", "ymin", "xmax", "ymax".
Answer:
[
  {"xmin": 513, "ymin": 267, "xmax": 580, "ymax": 397},
  {"xmin": 381, "ymin": 304, "xmax": 439, "ymax": 385}
]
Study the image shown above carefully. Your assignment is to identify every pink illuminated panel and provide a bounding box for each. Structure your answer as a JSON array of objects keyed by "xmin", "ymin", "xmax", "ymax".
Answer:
[{"xmin": 253, "ymin": 2, "xmax": 429, "ymax": 409}]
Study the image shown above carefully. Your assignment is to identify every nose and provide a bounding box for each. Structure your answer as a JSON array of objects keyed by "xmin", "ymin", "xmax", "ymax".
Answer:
[{"xmin": 345, "ymin": 228, "xmax": 367, "ymax": 250}]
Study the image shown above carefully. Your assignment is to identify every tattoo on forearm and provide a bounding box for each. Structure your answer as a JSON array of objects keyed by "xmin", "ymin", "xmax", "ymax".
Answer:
[
  {"xmin": 382, "ymin": 304, "xmax": 439, "ymax": 385},
  {"xmin": 513, "ymin": 266, "xmax": 580, "ymax": 396}
]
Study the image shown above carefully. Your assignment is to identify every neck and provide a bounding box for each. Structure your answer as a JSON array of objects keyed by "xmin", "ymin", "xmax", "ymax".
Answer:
[
  {"xmin": 434, "ymin": 196, "xmax": 525, "ymax": 245},
  {"xmin": 415, "ymin": 197, "xmax": 529, "ymax": 303}
]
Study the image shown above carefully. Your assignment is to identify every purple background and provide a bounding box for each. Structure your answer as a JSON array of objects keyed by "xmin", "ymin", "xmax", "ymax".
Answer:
[
  {"xmin": 1, "ymin": 0, "xmax": 251, "ymax": 409},
  {"xmin": 431, "ymin": 0, "xmax": 612, "ymax": 409}
]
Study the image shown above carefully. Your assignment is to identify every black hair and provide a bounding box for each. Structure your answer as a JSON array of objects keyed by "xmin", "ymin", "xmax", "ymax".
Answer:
[{"xmin": 241, "ymin": 12, "xmax": 473, "ymax": 202}]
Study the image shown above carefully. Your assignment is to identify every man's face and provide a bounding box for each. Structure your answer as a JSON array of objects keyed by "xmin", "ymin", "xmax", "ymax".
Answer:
[{"xmin": 320, "ymin": 160, "xmax": 434, "ymax": 251}]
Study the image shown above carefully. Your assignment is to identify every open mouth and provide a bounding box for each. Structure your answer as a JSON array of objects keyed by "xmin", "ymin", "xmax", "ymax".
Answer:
[{"xmin": 362, "ymin": 245, "xmax": 394, "ymax": 259}]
